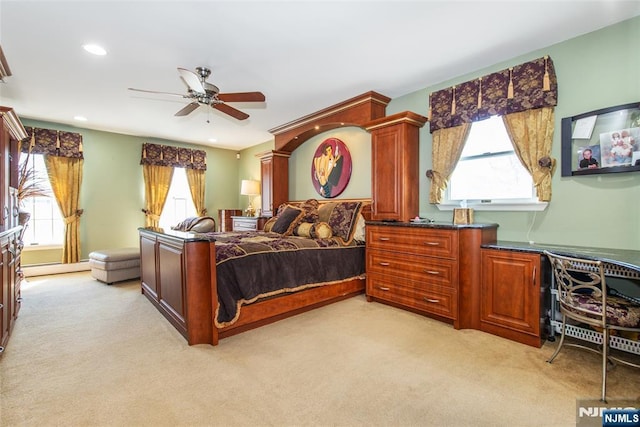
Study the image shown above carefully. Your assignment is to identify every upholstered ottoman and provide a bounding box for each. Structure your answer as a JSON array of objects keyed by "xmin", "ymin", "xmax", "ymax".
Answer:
[{"xmin": 89, "ymin": 248, "xmax": 140, "ymax": 284}]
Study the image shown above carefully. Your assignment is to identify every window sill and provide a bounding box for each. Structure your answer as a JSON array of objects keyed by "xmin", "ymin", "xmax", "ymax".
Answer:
[
  {"xmin": 22, "ymin": 244, "xmax": 63, "ymax": 252},
  {"xmin": 437, "ymin": 201, "xmax": 548, "ymax": 212}
]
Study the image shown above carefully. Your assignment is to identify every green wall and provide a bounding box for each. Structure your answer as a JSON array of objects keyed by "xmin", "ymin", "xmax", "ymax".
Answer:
[
  {"xmin": 21, "ymin": 120, "xmax": 249, "ymax": 265},
  {"xmin": 21, "ymin": 16, "xmax": 640, "ymax": 266},
  {"xmin": 390, "ymin": 15, "xmax": 640, "ymax": 250},
  {"xmin": 287, "ymin": 16, "xmax": 640, "ymax": 250}
]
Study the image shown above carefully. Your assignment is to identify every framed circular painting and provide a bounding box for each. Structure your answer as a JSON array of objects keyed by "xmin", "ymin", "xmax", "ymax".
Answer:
[{"xmin": 311, "ymin": 137, "xmax": 352, "ymax": 198}]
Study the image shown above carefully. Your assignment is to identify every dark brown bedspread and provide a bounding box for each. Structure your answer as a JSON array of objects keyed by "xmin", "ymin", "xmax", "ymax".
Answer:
[{"xmin": 202, "ymin": 231, "xmax": 365, "ymax": 327}]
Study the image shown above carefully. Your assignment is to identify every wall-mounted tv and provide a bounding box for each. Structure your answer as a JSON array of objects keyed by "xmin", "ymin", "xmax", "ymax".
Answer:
[{"xmin": 561, "ymin": 102, "xmax": 640, "ymax": 176}]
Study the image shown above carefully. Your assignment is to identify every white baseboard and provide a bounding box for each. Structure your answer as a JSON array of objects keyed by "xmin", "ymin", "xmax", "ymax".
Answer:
[{"xmin": 23, "ymin": 261, "xmax": 90, "ymax": 277}]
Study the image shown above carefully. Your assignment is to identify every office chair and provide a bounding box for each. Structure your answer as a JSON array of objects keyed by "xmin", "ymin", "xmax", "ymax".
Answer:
[{"xmin": 544, "ymin": 251, "xmax": 640, "ymax": 402}]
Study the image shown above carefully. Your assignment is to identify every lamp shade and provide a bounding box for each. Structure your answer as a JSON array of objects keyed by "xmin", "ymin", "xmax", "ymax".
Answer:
[{"xmin": 240, "ymin": 179, "xmax": 260, "ymax": 196}]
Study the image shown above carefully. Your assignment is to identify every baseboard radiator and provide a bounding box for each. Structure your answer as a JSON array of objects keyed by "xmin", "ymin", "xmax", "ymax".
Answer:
[{"xmin": 22, "ymin": 261, "xmax": 90, "ymax": 277}]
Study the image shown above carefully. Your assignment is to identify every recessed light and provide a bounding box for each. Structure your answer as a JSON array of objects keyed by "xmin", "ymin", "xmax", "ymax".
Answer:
[
  {"xmin": 82, "ymin": 44, "xmax": 107, "ymax": 56},
  {"xmin": 74, "ymin": 116, "xmax": 87, "ymax": 121},
  {"xmin": 208, "ymin": 138, "xmax": 217, "ymax": 143}
]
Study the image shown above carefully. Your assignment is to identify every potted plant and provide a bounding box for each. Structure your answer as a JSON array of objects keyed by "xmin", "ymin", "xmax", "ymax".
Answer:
[{"xmin": 17, "ymin": 152, "xmax": 51, "ymax": 226}]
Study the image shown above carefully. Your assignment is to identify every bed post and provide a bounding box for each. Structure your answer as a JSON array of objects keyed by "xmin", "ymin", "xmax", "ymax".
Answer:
[{"xmin": 209, "ymin": 240, "xmax": 219, "ymax": 345}]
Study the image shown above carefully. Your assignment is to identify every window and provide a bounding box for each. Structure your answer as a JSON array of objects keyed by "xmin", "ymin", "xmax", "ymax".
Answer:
[
  {"xmin": 442, "ymin": 116, "xmax": 545, "ymax": 211},
  {"xmin": 158, "ymin": 167, "xmax": 197, "ymax": 230},
  {"xmin": 21, "ymin": 154, "xmax": 64, "ymax": 247}
]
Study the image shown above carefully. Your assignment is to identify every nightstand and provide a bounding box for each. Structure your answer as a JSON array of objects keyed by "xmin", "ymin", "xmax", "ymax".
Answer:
[
  {"xmin": 218, "ymin": 209, "xmax": 243, "ymax": 232},
  {"xmin": 231, "ymin": 216, "xmax": 268, "ymax": 232}
]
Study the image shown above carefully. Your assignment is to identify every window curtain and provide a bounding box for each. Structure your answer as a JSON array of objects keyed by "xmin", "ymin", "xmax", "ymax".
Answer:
[
  {"xmin": 426, "ymin": 56, "xmax": 558, "ymax": 202},
  {"xmin": 141, "ymin": 143, "xmax": 207, "ymax": 226},
  {"xmin": 23, "ymin": 127, "xmax": 84, "ymax": 263},
  {"xmin": 45, "ymin": 156, "xmax": 83, "ymax": 263},
  {"xmin": 502, "ymin": 107, "xmax": 556, "ymax": 201},
  {"xmin": 186, "ymin": 168, "xmax": 206, "ymax": 216},
  {"xmin": 142, "ymin": 164, "xmax": 174, "ymax": 228},
  {"xmin": 428, "ymin": 124, "xmax": 471, "ymax": 203}
]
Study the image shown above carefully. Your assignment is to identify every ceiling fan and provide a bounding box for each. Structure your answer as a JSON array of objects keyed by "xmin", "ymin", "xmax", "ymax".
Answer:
[{"xmin": 128, "ymin": 66, "xmax": 265, "ymax": 120}]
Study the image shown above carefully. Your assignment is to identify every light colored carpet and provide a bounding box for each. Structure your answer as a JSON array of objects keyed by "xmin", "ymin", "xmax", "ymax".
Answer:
[{"xmin": 1, "ymin": 272, "xmax": 638, "ymax": 426}]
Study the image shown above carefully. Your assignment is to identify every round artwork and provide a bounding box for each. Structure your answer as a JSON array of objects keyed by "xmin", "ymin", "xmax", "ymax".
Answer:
[{"xmin": 311, "ymin": 137, "xmax": 352, "ymax": 198}]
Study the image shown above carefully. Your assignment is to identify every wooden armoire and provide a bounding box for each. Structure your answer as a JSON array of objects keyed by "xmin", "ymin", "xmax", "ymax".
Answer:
[{"xmin": 0, "ymin": 106, "xmax": 28, "ymax": 355}]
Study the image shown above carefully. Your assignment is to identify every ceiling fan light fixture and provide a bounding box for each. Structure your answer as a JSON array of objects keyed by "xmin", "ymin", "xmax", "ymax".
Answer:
[{"xmin": 82, "ymin": 43, "xmax": 107, "ymax": 56}]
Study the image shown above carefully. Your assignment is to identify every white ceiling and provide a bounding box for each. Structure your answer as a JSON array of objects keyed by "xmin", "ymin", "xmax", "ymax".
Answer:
[{"xmin": 2, "ymin": 1, "xmax": 639, "ymax": 151}]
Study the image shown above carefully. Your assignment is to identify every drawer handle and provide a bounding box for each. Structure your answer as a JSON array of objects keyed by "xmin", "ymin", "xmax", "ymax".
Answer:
[
  {"xmin": 424, "ymin": 297, "xmax": 440, "ymax": 303},
  {"xmin": 423, "ymin": 270, "xmax": 440, "ymax": 275},
  {"xmin": 424, "ymin": 242, "xmax": 440, "ymax": 246},
  {"xmin": 378, "ymin": 237, "xmax": 391, "ymax": 241},
  {"xmin": 379, "ymin": 262, "xmax": 390, "ymax": 266},
  {"xmin": 377, "ymin": 286, "xmax": 390, "ymax": 291},
  {"xmin": 0, "ymin": 303, "xmax": 3, "ymax": 309}
]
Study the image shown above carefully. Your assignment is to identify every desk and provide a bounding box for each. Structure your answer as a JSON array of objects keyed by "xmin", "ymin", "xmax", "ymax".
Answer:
[{"xmin": 483, "ymin": 241, "xmax": 640, "ymax": 355}]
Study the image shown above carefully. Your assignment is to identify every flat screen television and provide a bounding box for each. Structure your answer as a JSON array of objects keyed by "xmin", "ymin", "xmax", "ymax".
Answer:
[{"xmin": 561, "ymin": 102, "xmax": 640, "ymax": 176}]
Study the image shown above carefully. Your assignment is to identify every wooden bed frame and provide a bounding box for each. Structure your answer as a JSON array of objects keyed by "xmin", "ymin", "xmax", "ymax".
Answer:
[{"xmin": 139, "ymin": 201, "xmax": 371, "ymax": 346}]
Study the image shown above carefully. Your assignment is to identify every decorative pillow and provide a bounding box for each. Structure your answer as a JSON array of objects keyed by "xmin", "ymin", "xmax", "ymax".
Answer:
[
  {"xmin": 318, "ymin": 202, "xmax": 337, "ymax": 223},
  {"xmin": 263, "ymin": 217, "xmax": 277, "ymax": 232},
  {"xmin": 275, "ymin": 202, "xmax": 290, "ymax": 217},
  {"xmin": 271, "ymin": 205, "xmax": 304, "ymax": 235},
  {"xmin": 293, "ymin": 221, "xmax": 333, "ymax": 239},
  {"xmin": 297, "ymin": 198, "xmax": 320, "ymax": 224},
  {"xmin": 314, "ymin": 222, "xmax": 333, "ymax": 239},
  {"xmin": 352, "ymin": 214, "xmax": 366, "ymax": 243},
  {"xmin": 324, "ymin": 201, "xmax": 363, "ymax": 245}
]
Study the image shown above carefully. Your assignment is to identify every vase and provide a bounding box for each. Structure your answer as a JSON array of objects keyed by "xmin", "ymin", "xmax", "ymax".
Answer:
[{"xmin": 18, "ymin": 210, "xmax": 31, "ymax": 226}]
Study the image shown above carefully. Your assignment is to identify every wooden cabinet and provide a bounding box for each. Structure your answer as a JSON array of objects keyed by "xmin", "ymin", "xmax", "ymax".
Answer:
[
  {"xmin": 139, "ymin": 229, "xmax": 216, "ymax": 345},
  {"xmin": 218, "ymin": 209, "xmax": 242, "ymax": 232},
  {"xmin": 0, "ymin": 106, "xmax": 26, "ymax": 355},
  {"xmin": 365, "ymin": 112, "xmax": 427, "ymax": 222},
  {"xmin": 1, "ymin": 213, "xmax": 22, "ymax": 354},
  {"xmin": 259, "ymin": 151, "xmax": 289, "ymax": 218},
  {"xmin": 232, "ymin": 216, "xmax": 267, "ymax": 232},
  {"xmin": 480, "ymin": 248, "xmax": 547, "ymax": 347},
  {"xmin": 366, "ymin": 223, "xmax": 497, "ymax": 329}
]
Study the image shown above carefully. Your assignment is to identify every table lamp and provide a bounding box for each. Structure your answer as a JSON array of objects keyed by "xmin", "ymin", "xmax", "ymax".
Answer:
[{"xmin": 240, "ymin": 179, "xmax": 260, "ymax": 217}]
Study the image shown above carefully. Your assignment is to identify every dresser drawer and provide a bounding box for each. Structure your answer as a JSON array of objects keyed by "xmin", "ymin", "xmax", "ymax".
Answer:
[
  {"xmin": 232, "ymin": 217, "xmax": 261, "ymax": 231},
  {"xmin": 367, "ymin": 275, "xmax": 457, "ymax": 320},
  {"xmin": 366, "ymin": 249, "xmax": 458, "ymax": 288},
  {"xmin": 366, "ymin": 226, "xmax": 458, "ymax": 259}
]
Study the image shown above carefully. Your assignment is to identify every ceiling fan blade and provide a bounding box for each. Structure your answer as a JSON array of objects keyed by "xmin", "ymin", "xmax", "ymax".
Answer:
[
  {"xmin": 128, "ymin": 87, "xmax": 186, "ymax": 98},
  {"xmin": 175, "ymin": 102, "xmax": 200, "ymax": 117},
  {"xmin": 177, "ymin": 68, "xmax": 205, "ymax": 93},
  {"xmin": 212, "ymin": 103, "xmax": 250, "ymax": 120},
  {"xmin": 218, "ymin": 92, "xmax": 265, "ymax": 103}
]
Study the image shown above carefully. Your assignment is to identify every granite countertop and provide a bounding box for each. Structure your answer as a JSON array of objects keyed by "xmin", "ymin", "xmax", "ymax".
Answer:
[
  {"xmin": 139, "ymin": 227, "xmax": 216, "ymax": 242},
  {"xmin": 365, "ymin": 220, "xmax": 499, "ymax": 230},
  {"xmin": 484, "ymin": 240, "xmax": 640, "ymax": 273}
]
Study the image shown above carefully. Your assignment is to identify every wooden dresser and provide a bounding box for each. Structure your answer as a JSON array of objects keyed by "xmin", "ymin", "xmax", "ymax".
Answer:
[{"xmin": 365, "ymin": 221, "xmax": 498, "ymax": 330}]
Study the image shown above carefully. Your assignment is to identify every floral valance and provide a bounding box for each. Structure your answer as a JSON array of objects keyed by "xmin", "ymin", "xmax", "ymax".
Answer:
[
  {"xmin": 140, "ymin": 142, "xmax": 207, "ymax": 170},
  {"xmin": 428, "ymin": 56, "xmax": 557, "ymax": 133},
  {"xmin": 21, "ymin": 126, "xmax": 84, "ymax": 159}
]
